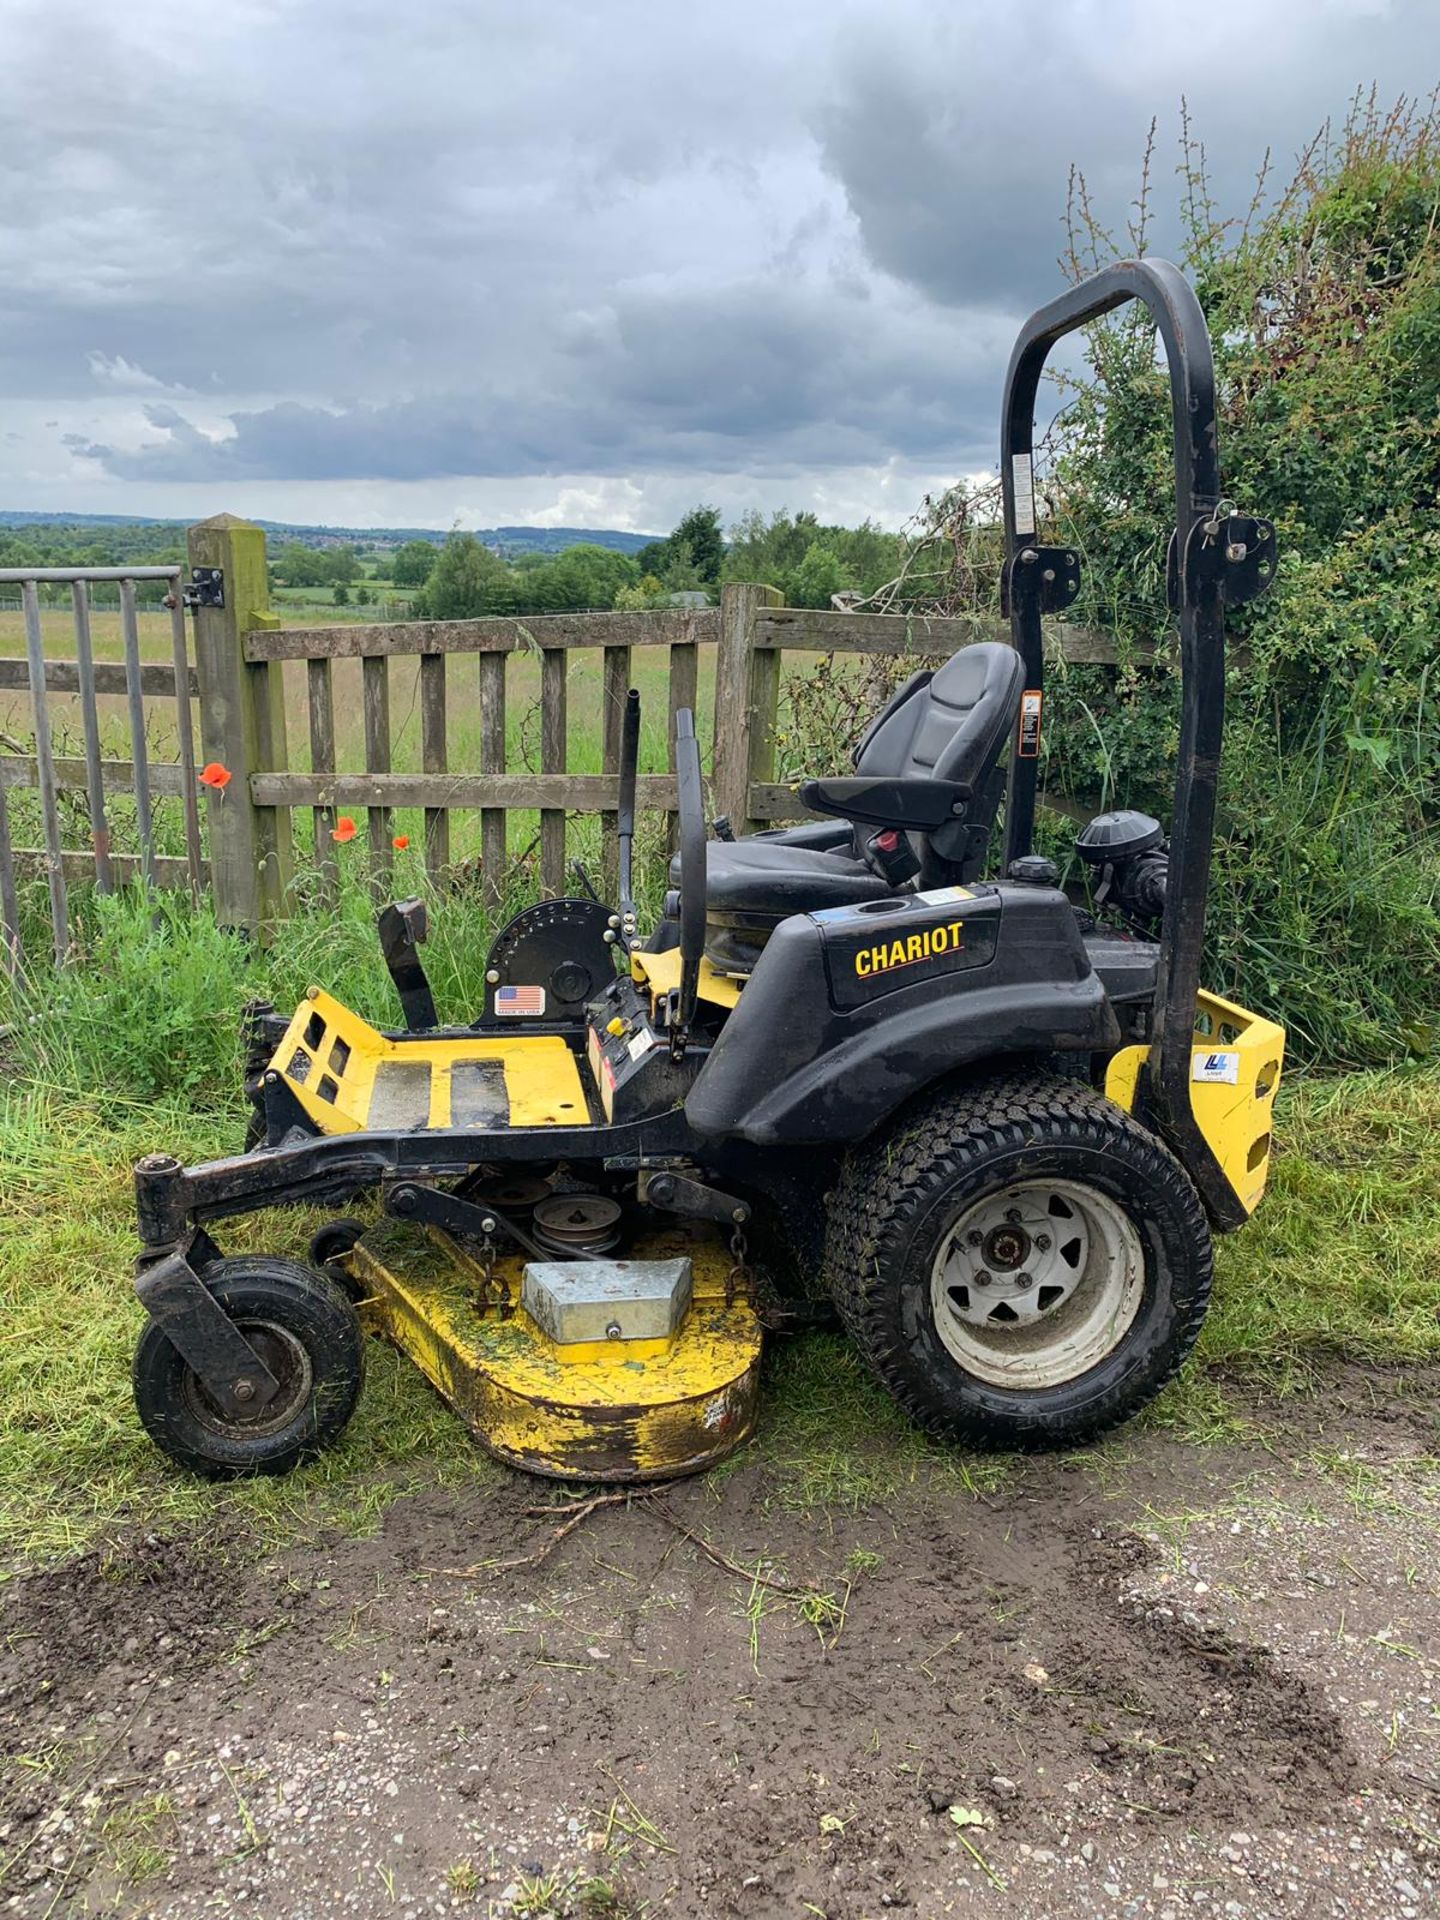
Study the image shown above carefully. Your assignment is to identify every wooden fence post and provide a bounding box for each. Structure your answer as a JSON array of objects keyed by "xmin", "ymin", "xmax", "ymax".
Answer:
[
  {"xmin": 187, "ymin": 514, "xmax": 293, "ymax": 934},
  {"xmin": 713, "ymin": 582, "xmax": 782, "ymax": 835}
]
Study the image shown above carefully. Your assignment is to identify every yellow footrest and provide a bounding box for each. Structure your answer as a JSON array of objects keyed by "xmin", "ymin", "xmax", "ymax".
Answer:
[{"xmin": 271, "ymin": 988, "xmax": 591, "ymax": 1134}]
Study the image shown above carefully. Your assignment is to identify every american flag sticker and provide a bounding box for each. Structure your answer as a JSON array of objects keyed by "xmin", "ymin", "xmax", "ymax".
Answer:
[{"xmin": 495, "ymin": 983, "xmax": 546, "ymax": 1016}]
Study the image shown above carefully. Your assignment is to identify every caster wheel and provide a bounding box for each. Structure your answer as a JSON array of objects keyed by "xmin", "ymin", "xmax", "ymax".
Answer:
[
  {"xmin": 309, "ymin": 1217, "xmax": 368, "ymax": 1269},
  {"xmin": 133, "ymin": 1257, "xmax": 364, "ymax": 1479}
]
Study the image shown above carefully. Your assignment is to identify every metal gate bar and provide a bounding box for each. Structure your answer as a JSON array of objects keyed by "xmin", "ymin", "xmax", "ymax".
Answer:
[
  {"xmin": 70, "ymin": 579, "xmax": 114, "ymax": 893},
  {"xmin": 118, "ymin": 576, "xmax": 157, "ymax": 891},
  {"xmin": 21, "ymin": 578, "xmax": 69, "ymax": 963},
  {"xmin": 168, "ymin": 587, "xmax": 204, "ymax": 899}
]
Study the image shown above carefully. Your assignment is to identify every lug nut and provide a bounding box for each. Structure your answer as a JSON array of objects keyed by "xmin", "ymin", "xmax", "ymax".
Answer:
[
  {"xmin": 1015, "ymin": 1272, "xmax": 1032, "ymax": 1288},
  {"xmin": 232, "ymin": 1379, "xmax": 255, "ymax": 1403},
  {"xmin": 966, "ymin": 1229, "xmax": 983, "ymax": 1247},
  {"xmin": 1004, "ymin": 1207, "xmax": 1022, "ymax": 1224},
  {"xmin": 975, "ymin": 1270, "xmax": 992, "ymax": 1287},
  {"xmin": 1035, "ymin": 1233, "xmax": 1051, "ymax": 1251}
]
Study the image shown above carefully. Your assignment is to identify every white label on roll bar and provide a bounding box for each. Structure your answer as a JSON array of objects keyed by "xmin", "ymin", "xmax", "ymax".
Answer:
[{"xmin": 1012, "ymin": 454, "xmax": 1036, "ymax": 535}]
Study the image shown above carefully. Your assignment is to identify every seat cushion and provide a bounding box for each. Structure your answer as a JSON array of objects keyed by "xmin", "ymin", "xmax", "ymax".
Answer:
[{"xmin": 689, "ymin": 840, "xmax": 893, "ymax": 919}]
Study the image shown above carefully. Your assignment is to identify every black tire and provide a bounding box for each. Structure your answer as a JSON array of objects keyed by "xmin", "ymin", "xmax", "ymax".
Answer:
[
  {"xmin": 133, "ymin": 1257, "xmax": 364, "ymax": 1479},
  {"xmin": 309, "ymin": 1217, "xmax": 368, "ymax": 1270},
  {"xmin": 828, "ymin": 1071, "xmax": 1213, "ymax": 1449}
]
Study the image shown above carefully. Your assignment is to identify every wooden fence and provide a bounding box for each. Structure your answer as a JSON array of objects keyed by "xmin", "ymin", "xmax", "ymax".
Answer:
[{"xmin": 1, "ymin": 512, "xmax": 1131, "ymax": 962}]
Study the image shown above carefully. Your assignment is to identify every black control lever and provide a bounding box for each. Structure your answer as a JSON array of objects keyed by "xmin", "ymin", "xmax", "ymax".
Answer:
[
  {"xmin": 377, "ymin": 899, "xmax": 438, "ymax": 1031},
  {"xmin": 616, "ymin": 687, "xmax": 641, "ymax": 951}
]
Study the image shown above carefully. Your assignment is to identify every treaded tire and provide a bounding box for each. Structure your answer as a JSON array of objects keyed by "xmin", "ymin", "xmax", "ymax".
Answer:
[
  {"xmin": 133, "ymin": 1257, "xmax": 364, "ymax": 1479},
  {"xmin": 828, "ymin": 1072, "xmax": 1213, "ymax": 1449}
]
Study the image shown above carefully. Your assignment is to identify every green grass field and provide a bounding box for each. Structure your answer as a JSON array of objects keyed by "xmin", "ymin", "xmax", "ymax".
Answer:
[{"xmin": 0, "ymin": 877, "xmax": 1437, "ymax": 1568}]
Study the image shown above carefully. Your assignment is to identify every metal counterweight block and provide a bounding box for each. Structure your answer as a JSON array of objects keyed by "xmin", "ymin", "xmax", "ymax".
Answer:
[{"xmin": 522, "ymin": 1258, "xmax": 694, "ymax": 1345}]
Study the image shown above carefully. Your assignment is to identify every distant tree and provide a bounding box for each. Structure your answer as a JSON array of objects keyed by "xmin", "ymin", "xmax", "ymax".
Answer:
[
  {"xmin": 357, "ymin": 585, "xmax": 372, "ymax": 606},
  {"xmin": 532, "ymin": 544, "xmax": 638, "ymax": 611},
  {"xmin": 721, "ymin": 509, "xmax": 901, "ymax": 603},
  {"xmin": 392, "ymin": 540, "xmax": 439, "ymax": 588},
  {"xmin": 614, "ymin": 573, "xmax": 670, "ymax": 610},
  {"xmin": 790, "ymin": 541, "xmax": 850, "ymax": 608},
  {"xmin": 670, "ymin": 505, "xmax": 724, "ymax": 585},
  {"xmin": 328, "ymin": 544, "xmax": 362, "ymax": 585},
  {"xmin": 333, "ymin": 583, "xmax": 350, "ymax": 605},
  {"xmin": 273, "ymin": 541, "xmax": 331, "ymax": 588},
  {"xmin": 419, "ymin": 530, "xmax": 515, "ymax": 619}
]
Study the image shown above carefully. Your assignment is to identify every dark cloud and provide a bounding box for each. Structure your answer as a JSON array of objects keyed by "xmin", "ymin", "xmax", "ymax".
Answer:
[
  {"xmin": 70, "ymin": 280, "xmax": 1005, "ymax": 482},
  {"xmin": 817, "ymin": 3, "xmax": 1440, "ymax": 311},
  {"xmin": 1, "ymin": 0, "xmax": 1433, "ymax": 521}
]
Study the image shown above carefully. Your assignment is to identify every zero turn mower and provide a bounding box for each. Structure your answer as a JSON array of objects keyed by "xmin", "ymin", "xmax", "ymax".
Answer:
[{"xmin": 131, "ymin": 260, "xmax": 1285, "ymax": 1483}]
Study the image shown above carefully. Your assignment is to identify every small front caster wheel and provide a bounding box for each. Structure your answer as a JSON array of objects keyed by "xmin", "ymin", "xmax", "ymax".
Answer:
[
  {"xmin": 309, "ymin": 1216, "xmax": 368, "ymax": 1270},
  {"xmin": 133, "ymin": 1257, "xmax": 364, "ymax": 1479}
]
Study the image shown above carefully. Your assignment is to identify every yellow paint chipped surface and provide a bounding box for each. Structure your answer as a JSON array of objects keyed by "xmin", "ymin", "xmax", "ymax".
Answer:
[
  {"xmin": 630, "ymin": 948, "xmax": 743, "ymax": 1010},
  {"xmin": 270, "ymin": 988, "xmax": 590, "ymax": 1133},
  {"xmin": 1104, "ymin": 989, "xmax": 1286, "ymax": 1216}
]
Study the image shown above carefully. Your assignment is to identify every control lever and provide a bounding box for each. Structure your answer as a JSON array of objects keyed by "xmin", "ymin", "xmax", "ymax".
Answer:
[{"xmin": 377, "ymin": 899, "xmax": 438, "ymax": 1031}]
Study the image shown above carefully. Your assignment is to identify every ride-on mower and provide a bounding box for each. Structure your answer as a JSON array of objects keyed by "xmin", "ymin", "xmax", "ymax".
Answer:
[{"xmin": 131, "ymin": 260, "xmax": 1285, "ymax": 1483}]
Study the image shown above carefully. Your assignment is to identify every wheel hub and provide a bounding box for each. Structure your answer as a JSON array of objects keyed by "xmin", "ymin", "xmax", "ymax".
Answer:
[
  {"xmin": 929, "ymin": 1179, "xmax": 1146, "ymax": 1391},
  {"xmin": 944, "ymin": 1189, "xmax": 1086, "ymax": 1329},
  {"xmin": 182, "ymin": 1319, "xmax": 313, "ymax": 1436},
  {"xmin": 982, "ymin": 1222, "xmax": 1030, "ymax": 1271}
]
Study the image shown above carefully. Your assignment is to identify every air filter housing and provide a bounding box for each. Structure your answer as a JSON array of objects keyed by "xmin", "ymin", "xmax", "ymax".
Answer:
[{"xmin": 1074, "ymin": 809, "xmax": 1164, "ymax": 866}]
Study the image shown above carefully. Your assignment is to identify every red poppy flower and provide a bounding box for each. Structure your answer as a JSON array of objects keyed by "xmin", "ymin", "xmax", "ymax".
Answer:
[
  {"xmin": 393, "ymin": 833, "xmax": 410, "ymax": 851},
  {"xmin": 332, "ymin": 816, "xmax": 358, "ymax": 844},
  {"xmin": 199, "ymin": 762, "xmax": 232, "ymax": 791}
]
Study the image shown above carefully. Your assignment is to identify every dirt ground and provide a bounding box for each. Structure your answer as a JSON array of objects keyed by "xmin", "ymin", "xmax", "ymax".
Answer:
[{"xmin": 3, "ymin": 1361, "xmax": 1440, "ymax": 1920}]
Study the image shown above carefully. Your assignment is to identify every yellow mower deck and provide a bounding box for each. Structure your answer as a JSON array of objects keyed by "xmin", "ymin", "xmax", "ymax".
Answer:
[{"xmin": 347, "ymin": 1218, "xmax": 763, "ymax": 1481}]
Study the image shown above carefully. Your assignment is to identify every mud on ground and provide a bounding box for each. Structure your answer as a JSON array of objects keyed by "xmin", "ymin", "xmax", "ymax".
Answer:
[{"xmin": 3, "ymin": 1361, "xmax": 1440, "ymax": 1920}]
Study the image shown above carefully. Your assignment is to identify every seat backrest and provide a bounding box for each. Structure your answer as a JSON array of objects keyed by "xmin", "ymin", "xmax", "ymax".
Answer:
[{"xmin": 855, "ymin": 642, "xmax": 1024, "ymax": 881}]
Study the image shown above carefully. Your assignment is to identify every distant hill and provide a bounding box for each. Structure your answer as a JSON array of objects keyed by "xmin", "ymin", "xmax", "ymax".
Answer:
[{"xmin": 0, "ymin": 510, "xmax": 658, "ymax": 557}]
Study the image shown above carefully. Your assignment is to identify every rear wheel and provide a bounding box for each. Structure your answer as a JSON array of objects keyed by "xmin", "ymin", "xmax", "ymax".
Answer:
[
  {"xmin": 828, "ymin": 1072, "xmax": 1212, "ymax": 1448},
  {"xmin": 133, "ymin": 1257, "xmax": 363, "ymax": 1479}
]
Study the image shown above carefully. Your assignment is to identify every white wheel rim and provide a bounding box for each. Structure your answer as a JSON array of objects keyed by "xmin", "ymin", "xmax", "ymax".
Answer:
[{"xmin": 929, "ymin": 1179, "xmax": 1146, "ymax": 1390}]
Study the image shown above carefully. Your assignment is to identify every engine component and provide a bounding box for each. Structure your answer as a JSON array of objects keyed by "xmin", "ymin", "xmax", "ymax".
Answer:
[{"xmin": 1075, "ymin": 810, "xmax": 1169, "ymax": 926}]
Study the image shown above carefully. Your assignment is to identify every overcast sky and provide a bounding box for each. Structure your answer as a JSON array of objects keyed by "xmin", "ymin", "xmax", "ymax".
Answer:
[{"xmin": 1, "ymin": 0, "xmax": 1435, "ymax": 534}]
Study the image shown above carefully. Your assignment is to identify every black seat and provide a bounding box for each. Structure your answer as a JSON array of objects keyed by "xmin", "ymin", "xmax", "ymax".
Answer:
[{"xmin": 683, "ymin": 641, "xmax": 1025, "ymax": 972}]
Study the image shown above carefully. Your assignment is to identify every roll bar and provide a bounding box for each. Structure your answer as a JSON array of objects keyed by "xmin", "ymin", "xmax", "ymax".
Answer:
[
  {"xmin": 999, "ymin": 260, "xmax": 1275, "ymax": 1228},
  {"xmin": 616, "ymin": 687, "xmax": 641, "ymax": 950}
]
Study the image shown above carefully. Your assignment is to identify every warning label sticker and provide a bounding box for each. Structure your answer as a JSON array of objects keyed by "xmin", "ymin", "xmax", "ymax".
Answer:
[
  {"xmin": 1017, "ymin": 689, "xmax": 1043, "ymax": 758},
  {"xmin": 1012, "ymin": 454, "xmax": 1036, "ymax": 536}
]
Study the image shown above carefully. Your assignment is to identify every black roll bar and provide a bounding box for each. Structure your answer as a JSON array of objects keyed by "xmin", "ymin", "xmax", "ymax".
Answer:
[
  {"xmin": 998, "ymin": 259, "xmax": 1247, "ymax": 1228},
  {"xmin": 616, "ymin": 686, "xmax": 641, "ymax": 948}
]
